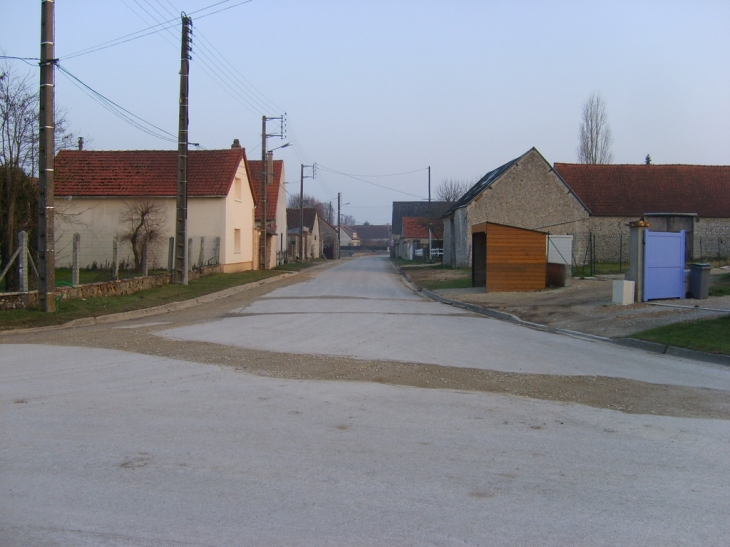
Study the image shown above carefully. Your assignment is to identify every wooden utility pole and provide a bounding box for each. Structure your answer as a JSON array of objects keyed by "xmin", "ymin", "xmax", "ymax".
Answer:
[
  {"xmin": 174, "ymin": 15, "xmax": 192, "ymax": 284},
  {"xmin": 38, "ymin": 0, "xmax": 56, "ymax": 311},
  {"xmin": 299, "ymin": 163, "xmax": 304, "ymax": 260},
  {"xmin": 337, "ymin": 192, "xmax": 341, "ymax": 259}
]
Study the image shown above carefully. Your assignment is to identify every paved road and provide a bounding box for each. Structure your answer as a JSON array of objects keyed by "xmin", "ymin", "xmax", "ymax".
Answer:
[
  {"xmin": 1, "ymin": 256, "xmax": 729, "ymax": 546},
  {"xmin": 163, "ymin": 256, "xmax": 730, "ymax": 389}
]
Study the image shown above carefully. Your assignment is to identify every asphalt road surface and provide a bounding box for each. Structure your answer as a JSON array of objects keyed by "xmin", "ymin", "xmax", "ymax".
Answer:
[{"xmin": 1, "ymin": 256, "xmax": 729, "ymax": 546}]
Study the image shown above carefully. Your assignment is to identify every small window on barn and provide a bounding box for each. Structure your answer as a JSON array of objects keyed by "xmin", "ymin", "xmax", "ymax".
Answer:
[{"xmin": 234, "ymin": 229, "xmax": 241, "ymax": 253}]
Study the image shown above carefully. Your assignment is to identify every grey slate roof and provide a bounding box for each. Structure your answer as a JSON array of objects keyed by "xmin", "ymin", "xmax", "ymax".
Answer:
[
  {"xmin": 442, "ymin": 150, "xmax": 531, "ymax": 217},
  {"xmin": 391, "ymin": 201, "xmax": 450, "ymax": 236}
]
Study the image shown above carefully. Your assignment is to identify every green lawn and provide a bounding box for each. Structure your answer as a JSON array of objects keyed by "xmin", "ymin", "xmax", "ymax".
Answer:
[
  {"xmin": 709, "ymin": 273, "xmax": 730, "ymax": 297},
  {"xmin": 0, "ymin": 269, "xmax": 285, "ymax": 331},
  {"xmin": 631, "ymin": 315, "xmax": 730, "ymax": 355},
  {"xmin": 419, "ymin": 277, "xmax": 473, "ymax": 290}
]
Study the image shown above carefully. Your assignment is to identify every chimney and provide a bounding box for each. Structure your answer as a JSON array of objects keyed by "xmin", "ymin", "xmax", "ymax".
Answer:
[
  {"xmin": 231, "ymin": 139, "xmax": 241, "ymax": 149},
  {"xmin": 78, "ymin": 137, "xmax": 84, "ymax": 150}
]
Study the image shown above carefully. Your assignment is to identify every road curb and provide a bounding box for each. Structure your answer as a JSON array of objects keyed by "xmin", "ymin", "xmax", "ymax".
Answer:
[
  {"xmin": 0, "ymin": 271, "xmax": 297, "ymax": 335},
  {"xmin": 419, "ymin": 288, "xmax": 730, "ymax": 366}
]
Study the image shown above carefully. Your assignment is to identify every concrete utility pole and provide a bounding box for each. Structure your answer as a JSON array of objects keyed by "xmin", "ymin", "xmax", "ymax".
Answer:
[
  {"xmin": 38, "ymin": 0, "xmax": 56, "ymax": 312},
  {"xmin": 174, "ymin": 14, "xmax": 192, "ymax": 285},
  {"xmin": 337, "ymin": 192, "xmax": 341, "ymax": 259},
  {"xmin": 260, "ymin": 115, "xmax": 286, "ymax": 269},
  {"xmin": 428, "ymin": 166, "xmax": 432, "ymax": 262},
  {"xmin": 299, "ymin": 163, "xmax": 316, "ymax": 260}
]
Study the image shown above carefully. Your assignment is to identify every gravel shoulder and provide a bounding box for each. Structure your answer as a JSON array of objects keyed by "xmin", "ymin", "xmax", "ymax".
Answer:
[
  {"xmin": 2, "ymin": 261, "xmax": 729, "ymax": 420},
  {"xmin": 410, "ymin": 269, "xmax": 730, "ymax": 338}
]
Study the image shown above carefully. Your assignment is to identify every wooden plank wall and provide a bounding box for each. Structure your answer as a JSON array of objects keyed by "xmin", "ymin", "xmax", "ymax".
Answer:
[{"xmin": 486, "ymin": 223, "xmax": 546, "ymax": 292}]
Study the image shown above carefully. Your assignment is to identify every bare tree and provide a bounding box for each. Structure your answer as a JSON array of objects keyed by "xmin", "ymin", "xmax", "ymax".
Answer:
[
  {"xmin": 0, "ymin": 60, "xmax": 79, "ymax": 289},
  {"xmin": 577, "ymin": 92, "xmax": 613, "ymax": 164},
  {"xmin": 340, "ymin": 213, "xmax": 356, "ymax": 226},
  {"xmin": 286, "ymin": 192, "xmax": 336, "ymax": 224},
  {"xmin": 119, "ymin": 200, "xmax": 166, "ymax": 271},
  {"xmin": 435, "ymin": 178, "xmax": 471, "ymax": 202}
]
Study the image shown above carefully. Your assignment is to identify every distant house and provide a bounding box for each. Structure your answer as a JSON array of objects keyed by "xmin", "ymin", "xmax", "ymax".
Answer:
[
  {"xmin": 352, "ymin": 224, "xmax": 391, "ymax": 248},
  {"xmin": 248, "ymin": 156, "xmax": 288, "ymax": 267},
  {"xmin": 391, "ymin": 201, "xmax": 450, "ymax": 258},
  {"xmin": 394, "ymin": 217, "xmax": 444, "ymax": 260},
  {"xmin": 286, "ymin": 207, "xmax": 320, "ymax": 260},
  {"xmin": 318, "ymin": 217, "xmax": 340, "ymax": 259},
  {"xmin": 339, "ymin": 225, "xmax": 359, "ymax": 247},
  {"xmin": 54, "ymin": 145, "xmax": 257, "ymax": 272},
  {"xmin": 443, "ymin": 147, "xmax": 730, "ymax": 267}
]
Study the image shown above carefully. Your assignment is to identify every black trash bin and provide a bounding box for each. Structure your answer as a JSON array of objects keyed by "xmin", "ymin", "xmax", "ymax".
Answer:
[{"xmin": 688, "ymin": 263, "xmax": 711, "ymax": 299}]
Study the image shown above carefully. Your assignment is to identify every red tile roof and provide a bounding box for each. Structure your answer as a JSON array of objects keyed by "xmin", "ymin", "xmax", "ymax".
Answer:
[
  {"xmin": 55, "ymin": 149, "xmax": 246, "ymax": 197},
  {"xmin": 248, "ymin": 160, "xmax": 284, "ymax": 221},
  {"xmin": 402, "ymin": 217, "xmax": 442, "ymax": 239},
  {"xmin": 554, "ymin": 163, "xmax": 730, "ymax": 217}
]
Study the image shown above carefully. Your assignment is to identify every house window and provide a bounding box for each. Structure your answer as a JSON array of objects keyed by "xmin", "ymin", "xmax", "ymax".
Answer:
[
  {"xmin": 234, "ymin": 177, "xmax": 242, "ymax": 201},
  {"xmin": 234, "ymin": 229, "xmax": 241, "ymax": 253}
]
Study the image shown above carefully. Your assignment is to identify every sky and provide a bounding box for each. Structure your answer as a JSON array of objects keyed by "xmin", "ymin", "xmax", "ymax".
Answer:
[{"xmin": 2, "ymin": 0, "xmax": 729, "ymax": 224}]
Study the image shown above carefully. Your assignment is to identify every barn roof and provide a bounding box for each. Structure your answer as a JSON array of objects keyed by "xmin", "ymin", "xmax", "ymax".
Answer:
[
  {"xmin": 391, "ymin": 201, "xmax": 450, "ymax": 235},
  {"xmin": 55, "ymin": 149, "xmax": 248, "ymax": 198},
  {"xmin": 554, "ymin": 163, "xmax": 730, "ymax": 217}
]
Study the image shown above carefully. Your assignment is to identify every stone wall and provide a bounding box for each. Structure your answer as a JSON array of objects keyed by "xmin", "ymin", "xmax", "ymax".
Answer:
[{"xmin": 0, "ymin": 264, "xmax": 223, "ymax": 311}]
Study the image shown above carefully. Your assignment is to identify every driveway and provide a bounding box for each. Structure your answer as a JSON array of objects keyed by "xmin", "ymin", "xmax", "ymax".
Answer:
[{"xmin": 1, "ymin": 256, "xmax": 729, "ymax": 546}]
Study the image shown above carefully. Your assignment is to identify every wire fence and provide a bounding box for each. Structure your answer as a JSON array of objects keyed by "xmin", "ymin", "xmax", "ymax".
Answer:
[
  {"xmin": 1, "ymin": 232, "xmax": 221, "ymax": 293},
  {"xmin": 571, "ymin": 231, "xmax": 730, "ymax": 277}
]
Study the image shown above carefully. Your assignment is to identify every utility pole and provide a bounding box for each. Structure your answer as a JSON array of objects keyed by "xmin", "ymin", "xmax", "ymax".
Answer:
[
  {"xmin": 337, "ymin": 192, "xmax": 341, "ymax": 259},
  {"xmin": 38, "ymin": 0, "xmax": 56, "ymax": 312},
  {"xmin": 427, "ymin": 166, "xmax": 432, "ymax": 262},
  {"xmin": 299, "ymin": 162, "xmax": 315, "ymax": 260},
  {"xmin": 174, "ymin": 14, "xmax": 192, "ymax": 284},
  {"xmin": 260, "ymin": 115, "xmax": 285, "ymax": 269}
]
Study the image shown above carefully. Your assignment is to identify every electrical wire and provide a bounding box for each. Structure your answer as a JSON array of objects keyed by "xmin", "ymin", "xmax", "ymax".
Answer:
[
  {"xmin": 56, "ymin": 64, "xmax": 177, "ymax": 143},
  {"xmin": 60, "ymin": 0, "xmax": 250, "ymax": 60},
  {"xmin": 317, "ymin": 164, "xmax": 427, "ymax": 199}
]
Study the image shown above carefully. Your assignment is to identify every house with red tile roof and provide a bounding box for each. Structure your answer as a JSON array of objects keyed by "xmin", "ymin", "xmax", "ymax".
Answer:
[
  {"xmin": 394, "ymin": 216, "xmax": 444, "ymax": 260},
  {"xmin": 248, "ymin": 158, "xmax": 288, "ymax": 267},
  {"xmin": 443, "ymin": 147, "xmax": 730, "ymax": 267},
  {"xmin": 54, "ymin": 144, "xmax": 258, "ymax": 273}
]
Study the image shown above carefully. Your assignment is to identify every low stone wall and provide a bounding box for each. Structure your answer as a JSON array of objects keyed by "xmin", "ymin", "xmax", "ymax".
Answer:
[{"xmin": 0, "ymin": 264, "xmax": 223, "ymax": 311}]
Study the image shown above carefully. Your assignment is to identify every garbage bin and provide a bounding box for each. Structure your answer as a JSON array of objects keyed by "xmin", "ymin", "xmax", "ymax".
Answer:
[{"xmin": 688, "ymin": 263, "xmax": 711, "ymax": 299}]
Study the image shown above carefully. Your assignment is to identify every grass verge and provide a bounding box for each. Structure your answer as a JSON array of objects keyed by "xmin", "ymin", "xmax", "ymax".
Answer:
[
  {"xmin": 631, "ymin": 315, "xmax": 730, "ymax": 355},
  {"xmin": 0, "ymin": 269, "xmax": 285, "ymax": 331}
]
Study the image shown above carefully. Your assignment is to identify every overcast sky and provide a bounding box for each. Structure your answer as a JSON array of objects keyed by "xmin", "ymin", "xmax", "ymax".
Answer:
[{"xmin": 2, "ymin": 0, "xmax": 729, "ymax": 224}]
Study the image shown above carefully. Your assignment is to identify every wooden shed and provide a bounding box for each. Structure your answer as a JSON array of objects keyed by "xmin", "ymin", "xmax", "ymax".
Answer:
[{"xmin": 471, "ymin": 222, "xmax": 547, "ymax": 292}]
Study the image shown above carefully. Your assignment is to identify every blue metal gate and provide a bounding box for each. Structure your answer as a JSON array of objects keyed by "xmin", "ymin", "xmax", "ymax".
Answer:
[{"xmin": 643, "ymin": 230, "xmax": 685, "ymax": 301}]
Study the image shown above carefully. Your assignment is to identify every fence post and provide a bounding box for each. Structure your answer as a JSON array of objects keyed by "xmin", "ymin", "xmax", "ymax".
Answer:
[
  {"xmin": 168, "ymin": 237, "xmax": 175, "ymax": 274},
  {"xmin": 198, "ymin": 236, "xmax": 205, "ymax": 269},
  {"xmin": 18, "ymin": 231, "xmax": 28, "ymax": 293},
  {"xmin": 72, "ymin": 233, "xmax": 80, "ymax": 286},
  {"xmin": 142, "ymin": 240, "xmax": 149, "ymax": 277},
  {"xmin": 187, "ymin": 238, "xmax": 193, "ymax": 272},
  {"xmin": 112, "ymin": 235, "xmax": 119, "ymax": 281}
]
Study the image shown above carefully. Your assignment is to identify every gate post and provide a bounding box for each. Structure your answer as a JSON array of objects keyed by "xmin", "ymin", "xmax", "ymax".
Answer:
[
  {"xmin": 18, "ymin": 231, "xmax": 29, "ymax": 293},
  {"xmin": 626, "ymin": 218, "xmax": 651, "ymax": 302},
  {"xmin": 72, "ymin": 233, "xmax": 80, "ymax": 286}
]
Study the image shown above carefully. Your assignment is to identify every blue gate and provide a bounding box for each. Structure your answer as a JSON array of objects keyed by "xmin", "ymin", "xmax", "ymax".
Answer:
[{"xmin": 643, "ymin": 230, "xmax": 685, "ymax": 301}]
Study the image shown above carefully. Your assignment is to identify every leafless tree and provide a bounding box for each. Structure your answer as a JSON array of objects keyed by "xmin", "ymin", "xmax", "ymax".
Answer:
[
  {"xmin": 0, "ymin": 60, "xmax": 79, "ymax": 289},
  {"xmin": 119, "ymin": 200, "xmax": 166, "ymax": 271},
  {"xmin": 435, "ymin": 178, "xmax": 471, "ymax": 202},
  {"xmin": 340, "ymin": 213, "xmax": 356, "ymax": 226},
  {"xmin": 577, "ymin": 92, "xmax": 613, "ymax": 164},
  {"xmin": 286, "ymin": 192, "xmax": 336, "ymax": 225}
]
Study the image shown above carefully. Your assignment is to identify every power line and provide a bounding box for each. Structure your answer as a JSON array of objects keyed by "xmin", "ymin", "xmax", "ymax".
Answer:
[
  {"xmin": 60, "ymin": 0, "xmax": 250, "ymax": 60},
  {"xmin": 57, "ymin": 64, "xmax": 177, "ymax": 143},
  {"xmin": 317, "ymin": 164, "xmax": 427, "ymax": 199}
]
